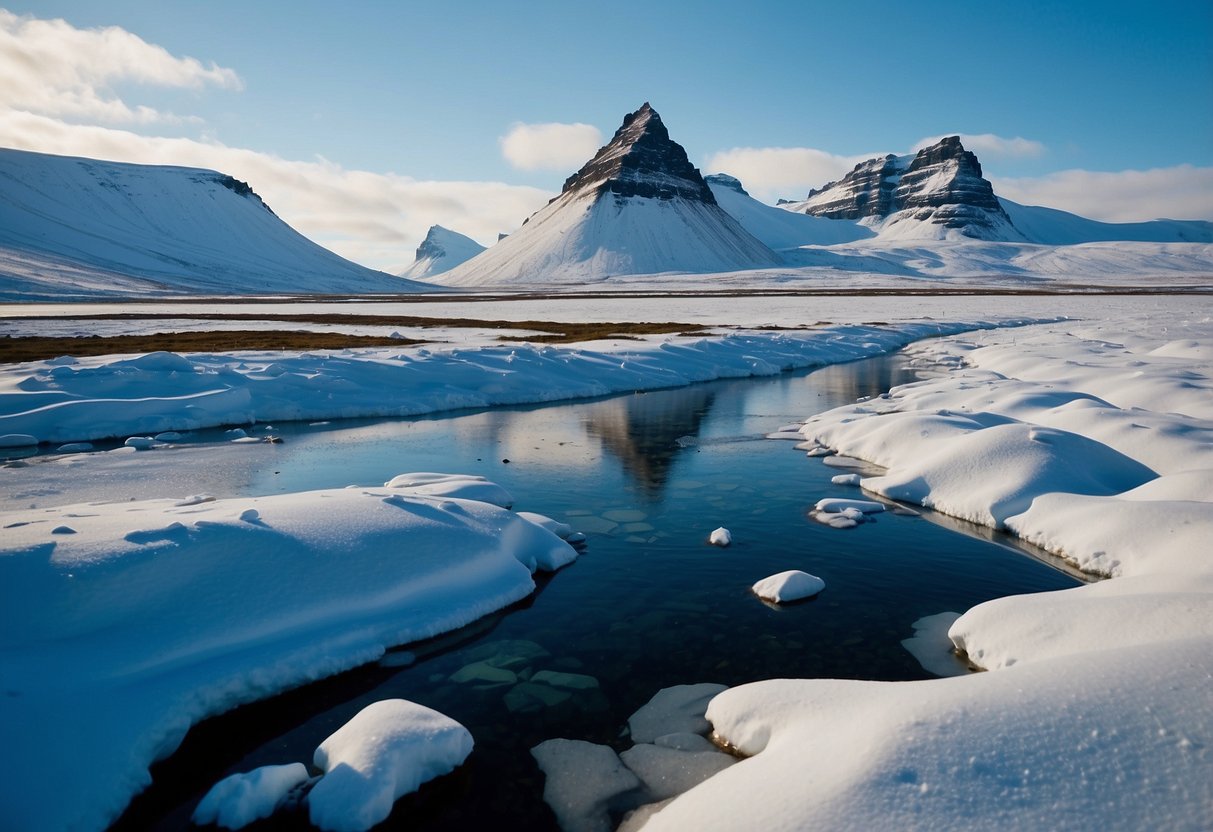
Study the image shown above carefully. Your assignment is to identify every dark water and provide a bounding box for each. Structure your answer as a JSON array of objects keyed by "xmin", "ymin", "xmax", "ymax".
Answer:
[{"xmin": 113, "ymin": 355, "xmax": 1079, "ymax": 831}]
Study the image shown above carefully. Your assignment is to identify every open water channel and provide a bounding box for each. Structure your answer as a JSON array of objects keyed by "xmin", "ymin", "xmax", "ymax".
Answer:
[{"xmin": 79, "ymin": 353, "xmax": 1080, "ymax": 830}]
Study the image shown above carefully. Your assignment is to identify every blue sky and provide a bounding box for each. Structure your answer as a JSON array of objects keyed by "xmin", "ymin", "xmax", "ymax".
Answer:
[{"xmin": 2, "ymin": 1, "xmax": 1211, "ymax": 269}]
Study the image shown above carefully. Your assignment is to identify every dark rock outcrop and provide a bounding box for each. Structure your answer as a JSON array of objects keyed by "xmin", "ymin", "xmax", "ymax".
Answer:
[
  {"xmin": 559, "ymin": 103, "xmax": 717, "ymax": 204},
  {"xmin": 796, "ymin": 137, "xmax": 1015, "ymax": 238}
]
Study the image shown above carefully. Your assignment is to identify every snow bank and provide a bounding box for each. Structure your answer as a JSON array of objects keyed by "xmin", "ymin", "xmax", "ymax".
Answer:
[
  {"xmin": 308, "ymin": 700, "xmax": 473, "ymax": 832},
  {"xmin": 0, "ymin": 479, "xmax": 574, "ymax": 831},
  {"xmin": 658, "ymin": 311, "xmax": 1213, "ymax": 830},
  {"xmin": 0, "ymin": 319, "xmax": 1053, "ymax": 445}
]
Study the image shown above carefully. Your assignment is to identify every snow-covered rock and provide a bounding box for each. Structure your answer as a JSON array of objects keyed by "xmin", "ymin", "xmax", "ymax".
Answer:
[
  {"xmin": 531, "ymin": 739, "xmax": 642, "ymax": 832},
  {"xmin": 384, "ymin": 472, "xmax": 514, "ymax": 508},
  {"xmin": 308, "ymin": 700, "xmax": 473, "ymax": 832},
  {"xmin": 193, "ymin": 763, "xmax": 310, "ymax": 830},
  {"xmin": 708, "ymin": 527, "xmax": 732, "ymax": 547},
  {"xmin": 751, "ymin": 570, "xmax": 825, "ymax": 603}
]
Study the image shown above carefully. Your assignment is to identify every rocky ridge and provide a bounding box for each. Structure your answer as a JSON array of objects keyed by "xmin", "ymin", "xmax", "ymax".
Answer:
[{"xmin": 790, "ymin": 137, "xmax": 1018, "ymax": 239}]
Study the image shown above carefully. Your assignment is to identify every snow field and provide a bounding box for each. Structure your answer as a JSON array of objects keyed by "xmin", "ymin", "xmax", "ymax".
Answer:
[
  {"xmin": 647, "ymin": 310, "xmax": 1213, "ymax": 830},
  {"xmin": 0, "ymin": 318, "xmax": 1052, "ymax": 445},
  {"xmin": 0, "ymin": 478, "xmax": 576, "ymax": 831}
]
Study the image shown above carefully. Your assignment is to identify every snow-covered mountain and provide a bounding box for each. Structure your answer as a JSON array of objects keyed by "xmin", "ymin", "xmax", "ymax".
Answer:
[
  {"xmin": 705, "ymin": 174, "xmax": 874, "ymax": 250},
  {"xmin": 997, "ymin": 198, "xmax": 1213, "ymax": 244},
  {"xmin": 399, "ymin": 225, "xmax": 486, "ymax": 279},
  {"xmin": 432, "ymin": 103, "xmax": 780, "ymax": 286},
  {"xmin": 782, "ymin": 136, "xmax": 1021, "ymax": 241},
  {"xmin": 0, "ymin": 148, "xmax": 425, "ymax": 300}
]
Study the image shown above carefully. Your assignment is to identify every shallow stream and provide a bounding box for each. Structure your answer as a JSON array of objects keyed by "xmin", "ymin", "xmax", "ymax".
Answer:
[{"xmin": 91, "ymin": 354, "xmax": 1079, "ymax": 830}]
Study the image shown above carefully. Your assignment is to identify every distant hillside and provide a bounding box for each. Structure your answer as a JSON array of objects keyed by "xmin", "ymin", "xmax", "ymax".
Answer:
[
  {"xmin": 399, "ymin": 225, "xmax": 485, "ymax": 279},
  {"xmin": 0, "ymin": 148, "xmax": 426, "ymax": 300}
]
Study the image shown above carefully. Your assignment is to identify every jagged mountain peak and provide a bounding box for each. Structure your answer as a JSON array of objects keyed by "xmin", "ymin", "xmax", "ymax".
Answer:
[
  {"xmin": 704, "ymin": 173, "xmax": 749, "ymax": 196},
  {"xmin": 788, "ymin": 135, "xmax": 1017, "ymax": 239},
  {"xmin": 558, "ymin": 102, "xmax": 717, "ymax": 203}
]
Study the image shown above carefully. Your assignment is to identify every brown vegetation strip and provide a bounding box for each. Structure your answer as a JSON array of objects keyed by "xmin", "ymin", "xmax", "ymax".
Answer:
[
  {"xmin": 0, "ymin": 319, "xmax": 715, "ymax": 363},
  {"xmin": 0, "ymin": 331, "xmax": 424, "ymax": 364}
]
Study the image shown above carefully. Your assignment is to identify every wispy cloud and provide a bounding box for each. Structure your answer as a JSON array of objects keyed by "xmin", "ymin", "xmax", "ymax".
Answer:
[
  {"xmin": 702, "ymin": 146, "xmax": 882, "ymax": 203},
  {"xmin": 0, "ymin": 9, "xmax": 241, "ymax": 124},
  {"xmin": 499, "ymin": 121, "xmax": 603, "ymax": 171},
  {"xmin": 0, "ymin": 11, "xmax": 552, "ymax": 272},
  {"xmin": 912, "ymin": 133, "xmax": 1046, "ymax": 159},
  {"xmin": 993, "ymin": 165, "xmax": 1213, "ymax": 222}
]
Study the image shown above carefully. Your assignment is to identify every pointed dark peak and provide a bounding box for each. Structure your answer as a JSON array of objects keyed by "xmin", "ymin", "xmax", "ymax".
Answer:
[{"xmin": 558, "ymin": 103, "xmax": 717, "ymax": 204}]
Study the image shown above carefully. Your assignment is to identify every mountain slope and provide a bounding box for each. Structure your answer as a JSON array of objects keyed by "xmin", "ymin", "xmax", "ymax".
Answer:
[
  {"xmin": 705, "ymin": 174, "xmax": 874, "ymax": 249},
  {"xmin": 399, "ymin": 225, "xmax": 486, "ymax": 279},
  {"xmin": 433, "ymin": 104, "xmax": 780, "ymax": 286},
  {"xmin": 997, "ymin": 199, "xmax": 1213, "ymax": 244},
  {"xmin": 0, "ymin": 148, "xmax": 424, "ymax": 299}
]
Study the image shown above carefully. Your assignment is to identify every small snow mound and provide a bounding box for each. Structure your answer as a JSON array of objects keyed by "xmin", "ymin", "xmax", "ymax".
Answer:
[
  {"xmin": 193, "ymin": 763, "xmax": 310, "ymax": 830},
  {"xmin": 0, "ymin": 433, "xmax": 38, "ymax": 448},
  {"xmin": 154, "ymin": 432, "xmax": 183, "ymax": 442},
  {"xmin": 517, "ymin": 511, "xmax": 574, "ymax": 539},
  {"xmin": 831, "ymin": 474, "xmax": 862, "ymax": 486},
  {"xmin": 51, "ymin": 526, "xmax": 76, "ymax": 535},
  {"xmin": 56, "ymin": 442, "xmax": 93, "ymax": 453},
  {"xmin": 239, "ymin": 509, "xmax": 260, "ymax": 523},
  {"xmin": 384, "ymin": 472, "xmax": 514, "ymax": 509},
  {"xmin": 124, "ymin": 436, "xmax": 154, "ymax": 450},
  {"xmin": 308, "ymin": 699, "xmax": 473, "ymax": 832},
  {"xmin": 752, "ymin": 570, "xmax": 825, "ymax": 603},
  {"xmin": 225, "ymin": 428, "xmax": 248, "ymax": 438},
  {"xmin": 123, "ymin": 351, "xmax": 195, "ymax": 373},
  {"xmin": 709, "ymin": 527, "xmax": 732, "ymax": 547}
]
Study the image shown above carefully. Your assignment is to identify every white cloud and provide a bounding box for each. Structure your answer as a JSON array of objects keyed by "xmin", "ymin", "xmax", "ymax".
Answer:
[
  {"xmin": 702, "ymin": 146, "xmax": 882, "ymax": 203},
  {"xmin": 0, "ymin": 9, "xmax": 241, "ymax": 124},
  {"xmin": 499, "ymin": 121, "xmax": 603, "ymax": 171},
  {"xmin": 913, "ymin": 133, "xmax": 1046, "ymax": 159},
  {"xmin": 992, "ymin": 166, "xmax": 1213, "ymax": 222},
  {"xmin": 0, "ymin": 110, "xmax": 552, "ymax": 272},
  {"xmin": 0, "ymin": 11, "xmax": 552, "ymax": 272}
]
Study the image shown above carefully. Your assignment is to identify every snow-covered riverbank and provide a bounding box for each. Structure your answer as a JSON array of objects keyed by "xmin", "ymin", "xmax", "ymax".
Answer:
[{"xmin": 642, "ymin": 310, "xmax": 1213, "ymax": 830}]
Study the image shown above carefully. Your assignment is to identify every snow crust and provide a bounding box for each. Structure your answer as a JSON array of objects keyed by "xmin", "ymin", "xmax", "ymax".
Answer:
[
  {"xmin": 652, "ymin": 310, "xmax": 1213, "ymax": 830},
  {"xmin": 308, "ymin": 699, "xmax": 474, "ymax": 832},
  {"xmin": 0, "ymin": 320, "xmax": 1045, "ymax": 445},
  {"xmin": 0, "ymin": 480, "xmax": 574, "ymax": 831}
]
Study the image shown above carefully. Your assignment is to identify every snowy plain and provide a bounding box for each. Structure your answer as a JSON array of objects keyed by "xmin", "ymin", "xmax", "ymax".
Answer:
[{"xmin": 1, "ymin": 293, "xmax": 1211, "ymax": 830}]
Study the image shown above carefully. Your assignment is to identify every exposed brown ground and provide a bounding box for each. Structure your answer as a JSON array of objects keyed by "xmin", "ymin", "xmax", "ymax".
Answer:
[{"xmin": 0, "ymin": 317, "xmax": 713, "ymax": 363}]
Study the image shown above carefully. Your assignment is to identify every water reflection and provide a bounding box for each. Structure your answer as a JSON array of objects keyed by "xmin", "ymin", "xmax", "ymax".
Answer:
[{"xmin": 583, "ymin": 387, "xmax": 716, "ymax": 495}]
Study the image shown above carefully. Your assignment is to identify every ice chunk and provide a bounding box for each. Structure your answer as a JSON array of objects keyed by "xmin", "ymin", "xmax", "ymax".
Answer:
[
  {"xmin": 708, "ymin": 527, "xmax": 732, "ymax": 547},
  {"xmin": 192, "ymin": 762, "xmax": 310, "ymax": 829},
  {"xmin": 56, "ymin": 442, "xmax": 93, "ymax": 454},
  {"xmin": 531, "ymin": 739, "xmax": 642, "ymax": 832},
  {"xmin": 752, "ymin": 570, "xmax": 825, "ymax": 603},
  {"xmin": 814, "ymin": 498, "xmax": 886, "ymax": 514},
  {"xmin": 123, "ymin": 436, "xmax": 154, "ymax": 450},
  {"xmin": 225, "ymin": 428, "xmax": 248, "ymax": 438},
  {"xmin": 384, "ymin": 472, "xmax": 514, "ymax": 508},
  {"xmin": 628, "ymin": 683, "xmax": 728, "ymax": 743},
  {"xmin": 308, "ymin": 699, "xmax": 473, "ymax": 832},
  {"xmin": 831, "ymin": 474, "xmax": 861, "ymax": 486},
  {"xmin": 901, "ymin": 612, "xmax": 969, "ymax": 677},
  {"xmin": 154, "ymin": 432, "xmax": 183, "ymax": 442},
  {"xmin": 620, "ymin": 742, "xmax": 736, "ymax": 800}
]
